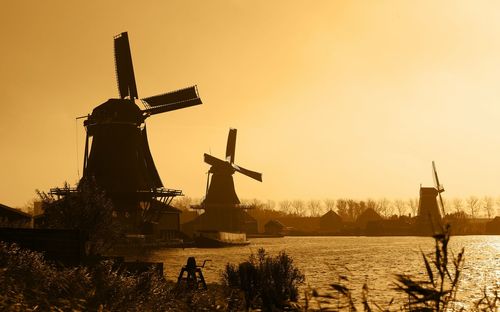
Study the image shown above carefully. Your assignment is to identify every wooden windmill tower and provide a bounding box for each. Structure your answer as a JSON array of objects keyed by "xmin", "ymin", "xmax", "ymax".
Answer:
[
  {"xmin": 416, "ymin": 161, "xmax": 445, "ymax": 235},
  {"xmin": 54, "ymin": 32, "xmax": 202, "ymax": 232},
  {"xmin": 187, "ymin": 129, "xmax": 262, "ymax": 234}
]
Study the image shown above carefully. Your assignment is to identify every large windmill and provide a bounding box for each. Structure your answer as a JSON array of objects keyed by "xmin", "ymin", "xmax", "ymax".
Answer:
[
  {"xmin": 185, "ymin": 129, "xmax": 262, "ymax": 235},
  {"xmin": 416, "ymin": 161, "xmax": 445, "ymax": 235},
  {"xmin": 54, "ymin": 32, "xmax": 202, "ymax": 232}
]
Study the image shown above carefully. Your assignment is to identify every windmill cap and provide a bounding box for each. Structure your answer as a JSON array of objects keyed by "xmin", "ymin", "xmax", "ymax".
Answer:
[{"xmin": 88, "ymin": 98, "xmax": 143, "ymax": 125}]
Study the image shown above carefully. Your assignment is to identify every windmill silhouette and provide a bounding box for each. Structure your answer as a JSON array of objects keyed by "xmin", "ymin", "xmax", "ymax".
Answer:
[
  {"xmin": 185, "ymin": 129, "xmax": 262, "ymax": 235},
  {"xmin": 53, "ymin": 32, "xmax": 202, "ymax": 232},
  {"xmin": 416, "ymin": 161, "xmax": 445, "ymax": 235},
  {"xmin": 202, "ymin": 128, "xmax": 262, "ymax": 207}
]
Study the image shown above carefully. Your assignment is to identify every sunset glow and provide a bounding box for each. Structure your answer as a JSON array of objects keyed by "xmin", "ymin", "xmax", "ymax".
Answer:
[{"xmin": 2, "ymin": 1, "xmax": 500, "ymax": 211}]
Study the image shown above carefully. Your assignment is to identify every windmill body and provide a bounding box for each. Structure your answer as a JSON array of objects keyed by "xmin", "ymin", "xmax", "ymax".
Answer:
[
  {"xmin": 184, "ymin": 129, "xmax": 262, "ymax": 235},
  {"xmin": 84, "ymin": 99, "xmax": 162, "ymax": 195},
  {"xmin": 203, "ymin": 169, "xmax": 240, "ymax": 206},
  {"xmin": 73, "ymin": 32, "xmax": 202, "ymax": 233}
]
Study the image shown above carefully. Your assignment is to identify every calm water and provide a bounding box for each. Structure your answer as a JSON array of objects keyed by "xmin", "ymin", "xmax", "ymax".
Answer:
[{"xmin": 129, "ymin": 236, "xmax": 500, "ymax": 308}]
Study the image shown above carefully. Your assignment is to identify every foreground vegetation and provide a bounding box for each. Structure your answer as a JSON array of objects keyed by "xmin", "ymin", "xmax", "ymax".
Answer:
[
  {"xmin": 0, "ymin": 241, "xmax": 244, "ymax": 311},
  {"xmin": 0, "ymin": 228, "xmax": 498, "ymax": 311}
]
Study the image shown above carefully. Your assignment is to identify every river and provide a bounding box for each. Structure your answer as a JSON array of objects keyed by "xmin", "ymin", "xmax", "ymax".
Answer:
[{"xmin": 129, "ymin": 235, "xmax": 499, "ymax": 308}]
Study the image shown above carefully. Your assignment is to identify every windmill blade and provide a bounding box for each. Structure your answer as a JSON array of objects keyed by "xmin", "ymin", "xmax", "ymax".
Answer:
[
  {"xmin": 432, "ymin": 161, "xmax": 446, "ymax": 217},
  {"xmin": 114, "ymin": 32, "xmax": 139, "ymax": 99},
  {"xmin": 204, "ymin": 153, "xmax": 227, "ymax": 167},
  {"xmin": 226, "ymin": 128, "xmax": 237, "ymax": 163},
  {"xmin": 438, "ymin": 192, "xmax": 446, "ymax": 217},
  {"xmin": 142, "ymin": 97, "xmax": 202, "ymax": 116},
  {"xmin": 232, "ymin": 164, "xmax": 262, "ymax": 182},
  {"xmin": 142, "ymin": 86, "xmax": 200, "ymax": 108},
  {"xmin": 432, "ymin": 161, "xmax": 444, "ymax": 192}
]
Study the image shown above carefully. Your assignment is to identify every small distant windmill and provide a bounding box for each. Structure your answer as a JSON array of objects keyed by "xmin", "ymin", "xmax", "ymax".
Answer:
[
  {"xmin": 202, "ymin": 128, "xmax": 262, "ymax": 207},
  {"xmin": 417, "ymin": 161, "xmax": 446, "ymax": 235},
  {"xmin": 53, "ymin": 32, "xmax": 202, "ymax": 231}
]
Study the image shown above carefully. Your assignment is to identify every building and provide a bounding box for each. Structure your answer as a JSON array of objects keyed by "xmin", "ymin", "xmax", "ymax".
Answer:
[
  {"xmin": 0, "ymin": 203, "xmax": 31, "ymax": 228},
  {"xmin": 142, "ymin": 200, "xmax": 182, "ymax": 240},
  {"xmin": 264, "ymin": 219, "xmax": 285, "ymax": 236},
  {"xmin": 182, "ymin": 208, "xmax": 258, "ymax": 237},
  {"xmin": 356, "ymin": 208, "xmax": 382, "ymax": 230},
  {"xmin": 485, "ymin": 217, "xmax": 500, "ymax": 235},
  {"xmin": 319, "ymin": 210, "xmax": 343, "ymax": 233}
]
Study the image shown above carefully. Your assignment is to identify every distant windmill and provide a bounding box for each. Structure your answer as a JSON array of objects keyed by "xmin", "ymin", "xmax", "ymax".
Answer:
[
  {"xmin": 202, "ymin": 128, "xmax": 262, "ymax": 207},
  {"xmin": 417, "ymin": 161, "xmax": 445, "ymax": 235},
  {"xmin": 51, "ymin": 32, "xmax": 203, "ymax": 230},
  {"xmin": 184, "ymin": 129, "xmax": 262, "ymax": 235}
]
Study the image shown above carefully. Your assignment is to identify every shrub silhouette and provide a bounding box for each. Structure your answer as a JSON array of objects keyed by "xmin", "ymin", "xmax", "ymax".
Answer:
[
  {"xmin": 222, "ymin": 248, "xmax": 305, "ymax": 311},
  {"xmin": 37, "ymin": 178, "xmax": 124, "ymax": 255}
]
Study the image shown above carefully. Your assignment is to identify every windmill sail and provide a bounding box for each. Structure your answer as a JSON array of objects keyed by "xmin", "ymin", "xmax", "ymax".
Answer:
[
  {"xmin": 142, "ymin": 97, "xmax": 202, "ymax": 116},
  {"xmin": 204, "ymin": 153, "xmax": 228, "ymax": 168},
  {"xmin": 226, "ymin": 128, "xmax": 237, "ymax": 163},
  {"xmin": 432, "ymin": 161, "xmax": 444, "ymax": 192},
  {"xmin": 232, "ymin": 164, "xmax": 262, "ymax": 181},
  {"xmin": 142, "ymin": 86, "xmax": 200, "ymax": 107},
  {"xmin": 432, "ymin": 161, "xmax": 446, "ymax": 217},
  {"xmin": 114, "ymin": 32, "xmax": 138, "ymax": 99}
]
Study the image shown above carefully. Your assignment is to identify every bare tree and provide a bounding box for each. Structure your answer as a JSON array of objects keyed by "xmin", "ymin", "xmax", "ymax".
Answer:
[
  {"xmin": 441, "ymin": 198, "xmax": 450, "ymax": 216},
  {"xmin": 366, "ymin": 199, "xmax": 378, "ymax": 211},
  {"xmin": 482, "ymin": 196, "xmax": 494, "ymax": 219},
  {"xmin": 466, "ymin": 196, "xmax": 479, "ymax": 218},
  {"xmin": 496, "ymin": 196, "xmax": 500, "ymax": 217},
  {"xmin": 452, "ymin": 198, "xmax": 463, "ymax": 214},
  {"xmin": 307, "ymin": 200, "xmax": 322, "ymax": 217},
  {"xmin": 323, "ymin": 199, "xmax": 336, "ymax": 212},
  {"xmin": 336, "ymin": 199, "xmax": 349, "ymax": 220},
  {"xmin": 394, "ymin": 199, "xmax": 407, "ymax": 216},
  {"xmin": 279, "ymin": 200, "xmax": 292, "ymax": 214},
  {"xmin": 407, "ymin": 198, "xmax": 419, "ymax": 217},
  {"xmin": 249, "ymin": 198, "xmax": 265, "ymax": 210},
  {"xmin": 291, "ymin": 200, "xmax": 305, "ymax": 216},
  {"xmin": 377, "ymin": 198, "xmax": 393, "ymax": 217},
  {"xmin": 172, "ymin": 196, "xmax": 192, "ymax": 211},
  {"xmin": 265, "ymin": 200, "xmax": 276, "ymax": 211}
]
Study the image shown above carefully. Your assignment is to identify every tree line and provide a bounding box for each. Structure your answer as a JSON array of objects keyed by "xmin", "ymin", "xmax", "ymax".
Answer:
[{"xmin": 172, "ymin": 196, "xmax": 500, "ymax": 220}]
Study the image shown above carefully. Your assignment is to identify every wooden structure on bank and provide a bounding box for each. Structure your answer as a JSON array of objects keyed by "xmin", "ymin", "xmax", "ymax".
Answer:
[
  {"xmin": 183, "ymin": 129, "xmax": 261, "ymax": 236},
  {"xmin": 51, "ymin": 32, "xmax": 202, "ymax": 234}
]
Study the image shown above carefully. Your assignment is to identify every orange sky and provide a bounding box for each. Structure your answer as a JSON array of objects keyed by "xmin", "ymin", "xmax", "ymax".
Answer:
[{"xmin": 2, "ymin": 1, "xmax": 500, "ymax": 209}]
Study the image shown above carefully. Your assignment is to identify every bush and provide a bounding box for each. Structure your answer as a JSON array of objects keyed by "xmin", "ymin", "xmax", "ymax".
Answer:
[
  {"xmin": 37, "ymin": 178, "xmax": 124, "ymax": 255},
  {"xmin": 222, "ymin": 248, "xmax": 305, "ymax": 311},
  {"xmin": 0, "ymin": 242, "xmax": 176, "ymax": 311}
]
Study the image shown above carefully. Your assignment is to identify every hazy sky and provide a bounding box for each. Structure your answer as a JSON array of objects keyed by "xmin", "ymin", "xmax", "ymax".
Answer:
[{"xmin": 2, "ymin": 1, "xmax": 500, "ymax": 208}]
